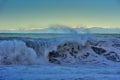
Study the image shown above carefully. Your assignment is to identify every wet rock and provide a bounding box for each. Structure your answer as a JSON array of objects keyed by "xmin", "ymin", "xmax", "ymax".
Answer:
[
  {"xmin": 91, "ymin": 46, "xmax": 106, "ymax": 55},
  {"xmin": 104, "ymin": 51, "xmax": 120, "ymax": 62},
  {"xmin": 57, "ymin": 41, "xmax": 81, "ymax": 57},
  {"xmin": 49, "ymin": 58, "xmax": 61, "ymax": 64},
  {"xmin": 84, "ymin": 52, "xmax": 90, "ymax": 58},
  {"xmin": 48, "ymin": 51, "xmax": 61, "ymax": 64},
  {"xmin": 49, "ymin": 51, "xmax": 60, "ymax": 58},
  {"xmin": 64, "ymin": 43, "xmax": 67, "ymax": 46},
  {"xmin": 70, "ymin": 52, "xmax": 74, "ymax": 56},
  {"xmin": 78, "ymin": 46, "xmax": 80, "ymax": 50},
  {"xmin": 48, "ymin": 41, "xmax": 83, "ymax": 64},
  {"xmin": 81, "ymin": 52, "xmax": 90, "ymax": 59}
]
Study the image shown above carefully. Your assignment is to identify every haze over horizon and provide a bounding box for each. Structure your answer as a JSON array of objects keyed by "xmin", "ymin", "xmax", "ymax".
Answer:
[{"xmin": 0, "ymin": 0, "xmax": 120, "ymax": 31}]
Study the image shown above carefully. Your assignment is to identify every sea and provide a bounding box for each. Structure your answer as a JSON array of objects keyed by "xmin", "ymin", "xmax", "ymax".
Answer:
[{"xmin": 0, "ymin": 33, "xmax": 120, "ymax": 80}]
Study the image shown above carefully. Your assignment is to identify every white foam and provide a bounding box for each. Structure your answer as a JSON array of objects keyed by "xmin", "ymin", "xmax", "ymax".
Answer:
[
  {"xmin": 0, "ymin": 35, "xmax": 120, "ymax": 66},
  {"xmin": 0, "ymin": 40, "xmax": 37, "ymax": 65}
]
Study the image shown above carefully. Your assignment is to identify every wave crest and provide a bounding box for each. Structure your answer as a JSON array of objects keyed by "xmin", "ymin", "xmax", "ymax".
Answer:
[{"xmin": 0, "ymin": 40, "xmax": 37, "ymax": 65}]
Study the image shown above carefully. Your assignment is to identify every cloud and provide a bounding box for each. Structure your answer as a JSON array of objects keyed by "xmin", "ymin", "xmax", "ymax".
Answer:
[
  {"xmin": 0, "ymin": 25, "xmax": 120, "ymax": 34},
  {"xmin": 26, "ymin": 27, "xmax": 44, "ymax": 30},
  {"xmin": 71, "ymin": 25, "xmax": 112, "ymax": 29},
  {"xmin": 41, "ymin": 25, "xmax": 78, "ymax": 34},
  {"xmin": 71, "ymin": 25, "xmax": 92, "ymax": 28}
]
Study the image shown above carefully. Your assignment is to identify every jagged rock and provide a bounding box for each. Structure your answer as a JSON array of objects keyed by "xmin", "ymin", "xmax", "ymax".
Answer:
[
  {"xmin": 49, "ymin": 51, "xmax": 60, "ymax": 58},
  {"xmin": 49, "ymin": 58, "xmax": 61, "ymax": 64},
  {"xmin": 57, "ymin": 41, "xmax": 81, "ymax": 57},
  {"xmin": 48, "ymin": 51, "xmax": 61, "ymax": 64},
  {"xmin": 48, "ymin": 41, "xmax": 83, "ymax": 64},
  {"xmin": 48, "ymin": 41, "xmax": 120, "ymax": 65},
  {"xmin": 104, "ymin": 51, "xmax": 120, "ymax": 62},
  {"xmin": 91, "ymin": 46, "xmax": 106, "ymax": 55},
  {"xmin": 82, "ymin": 52, "xmax": 90, "ymax": 59}
]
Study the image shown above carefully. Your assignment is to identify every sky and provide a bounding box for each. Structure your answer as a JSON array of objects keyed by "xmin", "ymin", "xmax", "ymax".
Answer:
[{"xmin": 0, "ymin": 0, "xmax": 120, "ymax": 30}]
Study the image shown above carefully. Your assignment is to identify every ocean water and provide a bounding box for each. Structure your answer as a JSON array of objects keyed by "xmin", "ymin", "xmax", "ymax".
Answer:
[
  {"xmin": 0, "ymin": 33, "xmax": 120, "ymax": 80},
  {"xmin": 0, "ymin": 33, "xmax": 77, "ymax": 38}
]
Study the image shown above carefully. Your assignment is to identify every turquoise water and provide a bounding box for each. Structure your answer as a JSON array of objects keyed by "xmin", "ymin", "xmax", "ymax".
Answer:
[
  {"xmin": 0, "ymin": 33, "xmax": 120, "ymax": 38},
  {"xmin": 0, "ymin": 33, "xmax": 77, "ymax": 38}
]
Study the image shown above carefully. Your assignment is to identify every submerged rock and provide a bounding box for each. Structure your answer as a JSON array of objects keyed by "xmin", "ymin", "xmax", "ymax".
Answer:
[
  {"xmin": 49, "ymin": 58, "xmax": 61, "ymax": 64},
  {"xmin": 49, "ymin": 51, "xmax": 60, "ymax": 58},
  {"xmin": 104, "ymin": 51, "xmax": 120, "ymax": 62},
  {"xmin": 81, "ymin": 52, "xmax": 90, "ymax": 59},
  {"xmin": 48, "ymin": 51, "xmax": 61, "ymax": 64},
  {"xmin": 91, "ymin": 46, "xmax": 106, "ymax": 55}
]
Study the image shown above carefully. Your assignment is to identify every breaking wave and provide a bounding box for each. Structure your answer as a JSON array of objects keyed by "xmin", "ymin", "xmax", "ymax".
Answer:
[{"xmin": 0, "ymin": 34, "xmax": 120, "ymax": 66}]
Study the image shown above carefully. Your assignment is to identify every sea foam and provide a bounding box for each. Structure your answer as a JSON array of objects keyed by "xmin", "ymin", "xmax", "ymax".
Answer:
[{"xmin": 0, "ymin": 27, "xmax": 120, "ymax": 65}]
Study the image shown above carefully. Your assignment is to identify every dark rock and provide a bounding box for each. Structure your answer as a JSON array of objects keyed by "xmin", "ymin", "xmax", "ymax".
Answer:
[
  {"xmin": 91, "ymin": 46, "xmax": 106, "ymax": 55},
  {"xmin": 48, "ymin": 51, "xmax": 61, "ymax": 64},
  {"xmin": 57, "ymin": 45, "xmax": 61, "ymax": 49},
  {"xmin": 57, "ymin": 42, "xmax": 80, "ymax": 58},
  {"xmin": 64, "ymin": 43, "xmax": 67, "ymax": 46},
  {"xmin": 74, "ymin": 51, "xmax": 78, "ymax": 54},
  {"xmin": 81, "ymin": 52, "xmax": 90, "ymax": 59},
  {"xmin": 104, "ymin": 51, "xmax": 120, "ymax": 62},
  {"xmin": 72, "ymin": 48, "xmax": 74, "ymax": 50},
  {"xmin": 49, "ymin": 58, "xmax": 60, "ymax": 64},
  {"xmin": 84, "ymin": 52, "xmax": 90, "ymax": 58},
  {"xmin": 60, "ymin": 53, "xmax": 67, "ymax": 59},
  {"xmin": 70, "ymin": 52, "xmax": 74, "ymax": 56},
  {"xmin": 49, "ymin": 51, "xmax": 60, "ymax": 58}
]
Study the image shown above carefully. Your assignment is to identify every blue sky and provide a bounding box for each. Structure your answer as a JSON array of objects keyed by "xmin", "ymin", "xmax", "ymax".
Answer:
[{"xmin": 0, "ymin": 0, "xmax": 120, "ymax": 30}]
